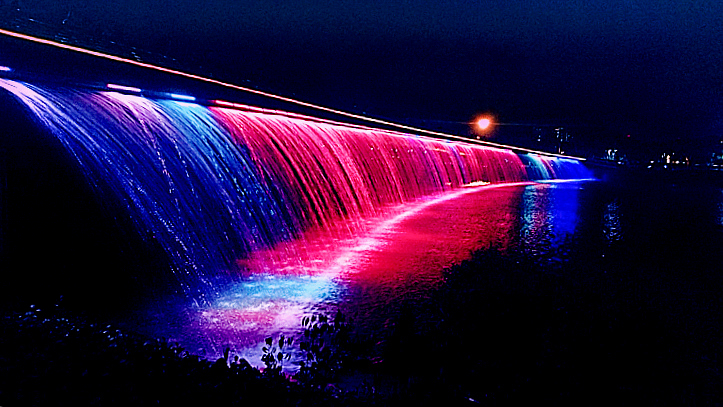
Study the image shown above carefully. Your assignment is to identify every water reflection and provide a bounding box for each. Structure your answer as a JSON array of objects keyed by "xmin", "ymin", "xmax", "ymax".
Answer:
[
  {"xmin": 519, "ymin": 183, "xmax": 580, "ymax": 258},
  {"xmin": 603, "ymin": 199, "xmax": 623, "ymax": 243},
  {"xmin": 143, "ymin": 181, "xmax": 588, "ymax": 367}
]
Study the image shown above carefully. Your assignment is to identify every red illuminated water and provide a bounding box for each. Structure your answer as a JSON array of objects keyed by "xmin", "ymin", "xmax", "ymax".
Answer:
[{"xmin": 159, "ymin": 182, "xmax": 540, "ymax": 366}]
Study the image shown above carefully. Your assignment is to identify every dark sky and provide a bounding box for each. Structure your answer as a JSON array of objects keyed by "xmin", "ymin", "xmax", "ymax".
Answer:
[{"xmin": 3, "ymin": 0, "xmax": 723, "ymax": 158}]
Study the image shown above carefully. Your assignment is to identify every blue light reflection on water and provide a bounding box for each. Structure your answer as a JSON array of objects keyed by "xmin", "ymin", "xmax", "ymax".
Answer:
[
  {"xmin": 519, "ymin": 183, "xmax": 580, "ymax": 258},
  {"xmin": 603, "ymin": 199, "xmax": 623, "ymax": 243}
]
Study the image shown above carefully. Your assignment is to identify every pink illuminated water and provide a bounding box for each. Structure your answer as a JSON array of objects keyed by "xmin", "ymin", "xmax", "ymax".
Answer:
[{"xmin": 160, "ymin": 182, "xmax": 541, "ymax": 366}]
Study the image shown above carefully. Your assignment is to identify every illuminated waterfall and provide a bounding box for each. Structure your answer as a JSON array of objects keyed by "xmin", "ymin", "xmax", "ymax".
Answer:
[{"xmin": 0, "ymin": 79, "xmax": 591, "ymax": 301}]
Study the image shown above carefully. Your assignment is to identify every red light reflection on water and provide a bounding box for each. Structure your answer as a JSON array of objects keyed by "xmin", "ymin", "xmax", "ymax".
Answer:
[
  {"xmin": 184, "ymin": 183, "xmax": 534, "ymax": 366},
  {"xmin": 237, "ymin": 182, "xmax": 534, "ymax": 278}
]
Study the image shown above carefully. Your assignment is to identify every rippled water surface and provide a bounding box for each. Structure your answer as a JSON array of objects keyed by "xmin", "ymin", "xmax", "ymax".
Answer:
[
  {"xmin": 110, "ymin": 175, "xmax": 723, "ymax": 392},
  {"xmin": 126, "ymin": 181, "xmax": 587, "ymax": 361}
]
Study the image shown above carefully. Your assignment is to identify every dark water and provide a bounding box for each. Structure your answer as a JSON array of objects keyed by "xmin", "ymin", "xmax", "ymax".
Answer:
[
  {"xmin": 316, "ymin": 174, "xmax": 722, "ymax": 402},
  {"xmin": 423, "ymin": 175, "xmax": 723, "ymax": 402},
  {"xmin": 114, "ymin": 174, "xmax": 721, "ymax": 405},
  {"xmin": 2, "ymin": 169, "xmax": 721, "ymax": 403}
]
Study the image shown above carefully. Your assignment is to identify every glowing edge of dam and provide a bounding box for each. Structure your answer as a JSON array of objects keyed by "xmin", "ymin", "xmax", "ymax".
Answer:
[{"xmin": 0, "ymin": 27, "xmax": 584, "ymax": 161}]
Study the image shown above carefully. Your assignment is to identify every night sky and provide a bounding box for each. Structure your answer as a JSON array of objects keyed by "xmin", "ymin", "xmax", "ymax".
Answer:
[{"xmin": 2, "ymin": 1, "xmax": 723, "ymax": 159}]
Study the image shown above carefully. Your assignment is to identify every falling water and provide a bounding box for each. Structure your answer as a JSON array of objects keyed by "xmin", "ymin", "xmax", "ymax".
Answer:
[{"xmin": 0, "ymin": 79, "xmax": 592, "ymax": 359}]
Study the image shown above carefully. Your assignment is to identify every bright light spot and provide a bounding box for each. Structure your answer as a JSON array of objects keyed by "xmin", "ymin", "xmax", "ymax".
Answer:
[
  {"xmin": 106, "ymin": 83, "xmax": 141, "ymax": 93},
  {"xmin": 170, "ymin": 93, "xmax": 196, "ymax": 101},
  {"xmin": 0, "ymin": 66, "xmax": 12, "ymax": 72},
  {"xmin": 213, "ymin": 99, "xmax": 235, "ymax": 107},
  {"xmin": 477, "ymin": 118, "xmax": 492, "ymax": 130}
]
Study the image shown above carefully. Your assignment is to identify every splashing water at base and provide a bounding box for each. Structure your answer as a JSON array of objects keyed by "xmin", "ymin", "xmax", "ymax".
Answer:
[{"xmin": 145, "ymin": 181, "xmax": 575, "ymax": 369}]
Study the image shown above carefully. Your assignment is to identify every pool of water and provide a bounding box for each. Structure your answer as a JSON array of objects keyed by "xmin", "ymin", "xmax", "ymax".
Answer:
[
  {"xmin": 125, "ymin": 182, "xmax": 535, "ymax": 360},
  {"xmin": 109, "ymin": 174, "xmax": 721, "ymax": 401}
]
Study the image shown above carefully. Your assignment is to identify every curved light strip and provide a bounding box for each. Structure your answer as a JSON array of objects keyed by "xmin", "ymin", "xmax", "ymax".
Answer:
[
  {"xmin": 106, "ymin": 83, "xmax": 141, "ymax": 93},
  {"xmin": 0, "ymin": 27, "xmax": 584, "ymax": 160},
  {"xmin": 212, "ymin": 99, "xmax": 445, "ymax": 141}
]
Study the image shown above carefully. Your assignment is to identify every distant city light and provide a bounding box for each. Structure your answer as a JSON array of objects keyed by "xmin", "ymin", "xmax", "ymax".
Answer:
[
  {"xmin": 0, "ymin": 66, "xmax": 12, "ymax": 72},
  {"xmin": 106, "ymin": 83, "xmax": 141, "ymax": 93},
  {"xmin": 170, "ymin": 93, "xmax": 196, "ymax": 101}
]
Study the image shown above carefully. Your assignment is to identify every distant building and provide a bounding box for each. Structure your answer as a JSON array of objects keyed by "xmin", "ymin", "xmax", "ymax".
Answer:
[
  {"xmin": 709, "ymin": 138, "xmax": 723, "ymax": 167},
  {"xmin": 554, "ymin": 127, "xmax": 573, "ymax": 154}
]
